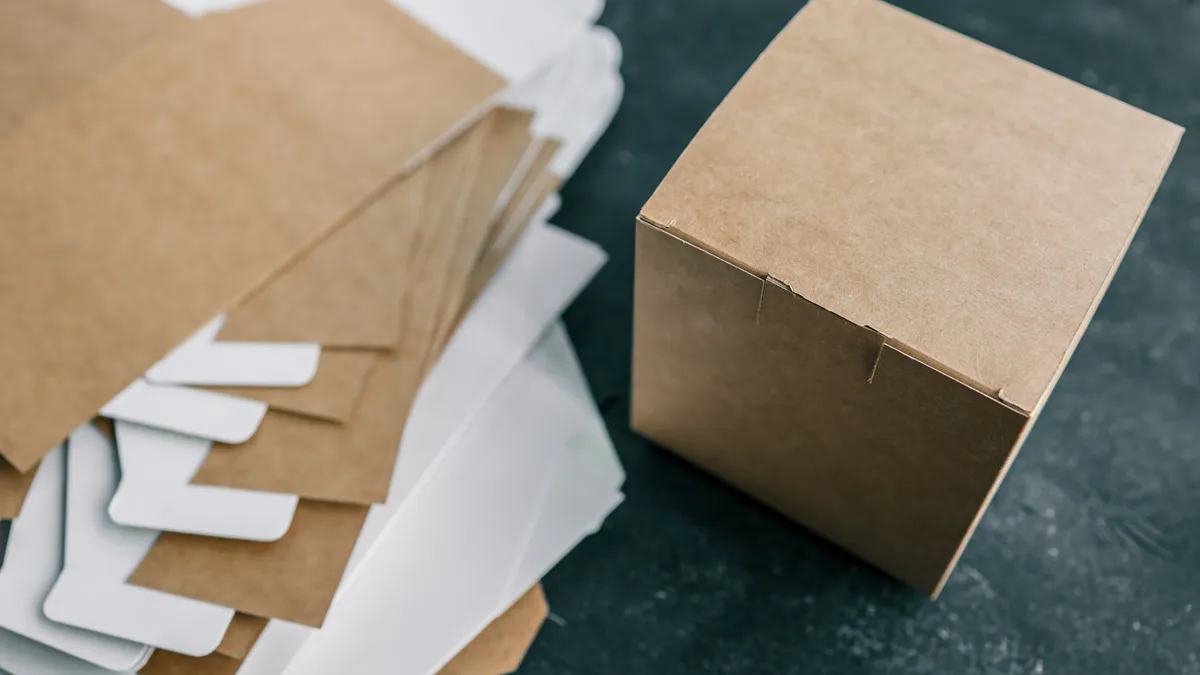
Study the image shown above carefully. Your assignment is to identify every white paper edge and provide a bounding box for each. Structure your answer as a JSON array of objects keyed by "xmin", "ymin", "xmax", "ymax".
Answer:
[{"xmin": 110, "ymin": 422, "xmax": 298, "ymax": 542}]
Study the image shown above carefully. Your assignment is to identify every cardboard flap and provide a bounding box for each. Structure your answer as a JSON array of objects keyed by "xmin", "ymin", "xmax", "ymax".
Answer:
[
  {"xmin": 0, "ymin": 0, "xmax": 504, "ymax": 472},
  {"xmin": 640, "ymin": 0, "xmax": 1183, "ymax": 414}
]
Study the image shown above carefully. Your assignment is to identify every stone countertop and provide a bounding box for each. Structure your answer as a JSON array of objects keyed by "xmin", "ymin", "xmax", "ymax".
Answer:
[{"xmin": 529, "ymin": 1, "xmax": 1200, "ymax": 673}]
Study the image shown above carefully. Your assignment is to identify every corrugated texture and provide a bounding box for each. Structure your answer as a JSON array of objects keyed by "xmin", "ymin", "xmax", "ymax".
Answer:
[{"xmin": 640, "ymin": 0, "xmax": 1183, "ymax": 414}]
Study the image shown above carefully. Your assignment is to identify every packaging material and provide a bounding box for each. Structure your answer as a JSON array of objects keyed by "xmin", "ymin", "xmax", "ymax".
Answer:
[
  {"xmin": 0, "ymin": 0, "xmax": 624, "ymax": 670},
  {"xmin": 251, "ymin": 322, "xmax": 624, "ymax": 675},
  {"xmin": 0, "ymin": 0, "xmax": 505, "ymax": 473},
  {"xmin": 203, "ymin": 351, "xmax": 377, "ymax": 423},
  {"xmin": 0, "ymin": 460, "xmax": 37, "ymax": 519},
  {"xmin": 632, "ymin": 0, "xmax": 1183, "ymax": 595}
]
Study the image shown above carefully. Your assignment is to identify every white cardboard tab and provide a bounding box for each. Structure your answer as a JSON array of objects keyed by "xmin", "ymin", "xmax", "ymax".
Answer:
[
  {"xmin": 100, "ymin": 380, "xmax": 267, "ymax": 445},
  {"xmin": 0, "ymin": 447, "xmax": 152, "ymax": 672},
  {"xmin": 110, "ymin": 422, "xmax": 299, "ymax": 542},
  {"xmin": 0, "ymin": 627, "xmax": 144, "ymax": 675},
  {"xmin": 44, "ymin": 424, "xmax": 236, "ymax": 657},
  {"xmin": 145, "ymin": 317, "xmax": 320, "ymax": 388}
]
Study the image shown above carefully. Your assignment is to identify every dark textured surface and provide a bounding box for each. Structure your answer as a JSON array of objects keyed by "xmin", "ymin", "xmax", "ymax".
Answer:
[{"xmin": 532, "ymin": 1, "xmax": 1200, "ymax": 673}]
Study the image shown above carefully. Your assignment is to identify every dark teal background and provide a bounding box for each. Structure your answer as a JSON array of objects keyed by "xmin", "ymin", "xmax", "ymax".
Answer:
[{"xmin": 535, "ymin": 1, "xmax": 1200, "ymax": 673}]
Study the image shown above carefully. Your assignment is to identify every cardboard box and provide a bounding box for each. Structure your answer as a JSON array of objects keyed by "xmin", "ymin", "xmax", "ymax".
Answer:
[{"xmin": 631, "ymin": 0, "xmax": 1183, "ymax": 596}]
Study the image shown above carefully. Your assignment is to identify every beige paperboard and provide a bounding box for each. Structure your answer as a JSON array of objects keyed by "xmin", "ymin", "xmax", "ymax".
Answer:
[
  {"xmin": 131, "ymin": 118, "xmax": 548, "ymax": 625},
  {"xmin": 130, "ymin": 499, "xmax": 370, "ymax": 628},
  {"xmin": 0, "ymin": 0, "xmax": 504, "ymax": 472},
  {"xmin": 138, "ymin": 585, "xmax": 547, "ymax": 675},
  {"xmin": 0, "ymin": 0, "xmax": 183, "ymax": 139},
  {"xmin": 203, "ymin": 350, "xmax": 378, "ymax": 423},
  {"xmin": 0, "ymin": 0, "xmax": 185, "ymax": 512},
  {"xmin": 215, "ymin": 148, "xmax": 432, "ymax": 350},
  {"xmin": 0, "ymin": 459, "xmax": 36, "ymax": 519},
  {"xmin": 215, "ymin": 613, "xmax": 270, "ymax": 661},
  {"xmin": 189, "ymin": 116, "xmax": 492, "ymax": 505},
  {"xmin": 632, "ymin": 0, "xmax": 1182, "ymax": 596}
]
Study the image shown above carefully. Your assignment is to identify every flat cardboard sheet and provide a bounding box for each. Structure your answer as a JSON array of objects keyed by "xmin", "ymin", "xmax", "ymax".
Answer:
[
  {"xmin": 429, "ymin": 109, "xmax": 539, "ymax": 352},
  {"xmin": 219, "ymin": 108, "xmax": 533, "ymax": 350},
  {"xmin": 203, "ymin": 350, "xmax": 377, "ymax": 423},
  {"xmin": 205, "ymin": 108, "xmax": 533, "ymax": 427},
  {"xmin": 136, "ymin": 612, "xmax": 269, "ymax": 675},
  {"xmin": 489, "ymin": 141, "xmax": 563, "ymax": 256},
  {"xmin": 639, "ymin": 0, "xmax": 1184, "ymax": 414},
  {"xmin": 216, "ymin": 150, "xmax": 430, "ymax": 349},
  {"xmin": 139, "ymin": 587, "xmax": 545, "ymax": 675},
  {"xmin": 218, "ymin": 614, "xmax": 270, "ymax": 661},
  {"xmin": 141, "ymin": 649, "xmax": 241, "ymax": 675},
  {"xmin": 0, "ymin": 460, "xmax": 36, "ymax": 519},
  {"xmin": 129, "ymin": 221, "xmax": 600, "ymax": 629},
  {"xmin": 129, "ymin": 500, "xmax": 370, "ymax": 629},
  {"xmin": 0, "ymin": 0, "xmax": 504, "ymax": 472},
  {"xmin": 189, "ymin": 117, "xmax": 492, "ymax": 505},
  {"xmin": 0, "ymin": 0, "xmax": 183, "ymax": 139},
  {"xmin": 0, "ymin": 0, "xmax": 182, "ymax": 514}
]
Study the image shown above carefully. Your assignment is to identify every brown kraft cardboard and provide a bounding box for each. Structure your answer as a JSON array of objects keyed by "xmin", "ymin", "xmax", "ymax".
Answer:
[{"xmin": 632, "ymin": 0, "xmax": 1183, "ymax": 596}]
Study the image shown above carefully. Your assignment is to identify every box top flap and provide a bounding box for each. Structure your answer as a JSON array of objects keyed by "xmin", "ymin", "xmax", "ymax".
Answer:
[{"xmin": 640, "ymin": 0, "xmax": 1183, "ymax": 413}]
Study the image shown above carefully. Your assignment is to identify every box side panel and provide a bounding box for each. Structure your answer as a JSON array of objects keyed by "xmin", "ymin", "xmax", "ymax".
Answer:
[{"xmin": 632, "ymin": 222, "xmax": 1029, "ymax": 594}]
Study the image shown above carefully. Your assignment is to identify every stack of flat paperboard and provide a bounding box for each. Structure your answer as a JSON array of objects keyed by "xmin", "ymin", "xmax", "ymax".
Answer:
[
  {"xmin": 633, "ymin": 0, "xmax": 1183, "ymax": 597},
  {"xmin": 0, "ymin": 1, "xmax": 625, "ymax": 673}
]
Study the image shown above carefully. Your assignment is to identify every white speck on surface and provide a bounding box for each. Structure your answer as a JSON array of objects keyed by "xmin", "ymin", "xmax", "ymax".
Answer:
[
  {"xmin": 548, "ymin": 612, "xmax": 567, "ymax": 627},
  {"xmin": 1048, "ymin": 548, "xmax": 1060, "ymax": 558},
  {"xmin": 654, "ymin": 590, "xmax": 668, "ymax": 601},
  {"xmin": 1132, "ymin": 620, "xmax": 1142, "ymax": 631},
  {"xmin": 937, "ymin": 628, "xmax": 951, "ymax": 640},
  {"xmin": 1044, "ymin": 507, "xmax": 1056, "ymax": 518},
  {"xmin": 1034, "ymin": 659, "xmax": 1045, "ymax": 674}
]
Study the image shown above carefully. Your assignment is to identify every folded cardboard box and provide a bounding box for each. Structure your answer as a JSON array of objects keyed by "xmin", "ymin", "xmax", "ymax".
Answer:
[{"xmin": 631, "ymin": 0, "xmax": 1183, "ymax": 596}]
